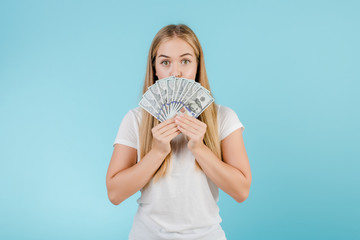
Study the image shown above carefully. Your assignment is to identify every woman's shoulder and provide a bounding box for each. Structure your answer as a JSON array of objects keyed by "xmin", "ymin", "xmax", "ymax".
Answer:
[
  {"xmin": 215, "ymin": 103, "xmax": 245, "ymax": 139},
  {"xmin": 214, "ymin": 103, "xmax": 237, "ymax": 116},
  {"xmin": 126, "ymin": 106, "xmax": 142, "ymax": 121},
  {"xmin": 118, "ymin": 106, "xmax": 142, "ymax": 127},
  {"xmin": 129, "ymin": 106, "xmax": 142, "ymax": 115}
]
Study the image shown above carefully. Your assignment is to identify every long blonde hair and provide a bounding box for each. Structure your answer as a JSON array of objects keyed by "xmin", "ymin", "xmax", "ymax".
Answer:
[{"xmin": 139, "ymin": 24, "xmax": 222, "ymax": 188}]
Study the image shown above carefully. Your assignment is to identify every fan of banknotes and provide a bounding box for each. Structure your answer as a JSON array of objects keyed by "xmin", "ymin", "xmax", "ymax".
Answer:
[{"xmin": 139, "ymin": 76, "xmax": 214, "ymax": 122}]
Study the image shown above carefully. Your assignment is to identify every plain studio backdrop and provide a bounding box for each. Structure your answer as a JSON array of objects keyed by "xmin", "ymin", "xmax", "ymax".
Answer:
[{"xmin": 0, "ymin": 0, "xmax": 359, "ymax": 239}]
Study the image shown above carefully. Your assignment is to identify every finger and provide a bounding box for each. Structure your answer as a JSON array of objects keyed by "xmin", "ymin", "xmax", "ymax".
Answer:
[
  {"xmin": 158, "ymin": 123, "xmax": 178, "ymax": 136},
  {"xmin": 162, "ymin": 126, "xmax": 180, "ymax": 138},
  {"xmin": 177, "ymin": 125, "xmax": 196, "ymax": 139},
  {"xmin": 178, "ymin": 124, "xmax": 197, "ymax": 137},
  {"xmin": 153, "ymin": 118, "xmax": 175, "ymax": 132},
  {"xmin": 175, "ymin": 116, "xmax": 199, "ymax": 133},
  {"xmin": 180, "ymin": 113, "xmax": 206, "ymax": 129},
  {"xmin": 165, "ymin": 130, "xmax": 181, "ymax": 141}
]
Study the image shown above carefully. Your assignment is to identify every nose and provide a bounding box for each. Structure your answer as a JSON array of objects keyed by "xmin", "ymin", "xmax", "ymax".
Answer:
[{"xmin": 171, "ymin": 63, "xmax": 182, "ymax": 78}]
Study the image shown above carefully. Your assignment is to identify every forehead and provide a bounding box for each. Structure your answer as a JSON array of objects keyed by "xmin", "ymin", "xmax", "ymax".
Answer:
[{"xmin": 157, "ymin": 37, "xmax": 195, "ymax": 57}]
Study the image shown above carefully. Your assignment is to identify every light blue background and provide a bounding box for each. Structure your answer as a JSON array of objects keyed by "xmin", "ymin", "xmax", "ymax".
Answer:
[{"xmin": 1, "ymin": 0, "xmax": 359, "ymax": 239}]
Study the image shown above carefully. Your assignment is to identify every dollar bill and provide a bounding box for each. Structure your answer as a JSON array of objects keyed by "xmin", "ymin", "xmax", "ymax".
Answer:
[
  {"xmin": 182, "ymin": 87, "xmax": 214, "ymax": 118},
  {"xmin": 140, "ymin": 76, "xmax": 214, "ymax": 121},
  {"xmin": 148, "ymin": 84, "xmax": 166, "ymax": 117},
  {"xmin": 174, "ymin": 81, "xmax": 201, "ymax": 113},
  {"xmin": 155, "ymin": 78, "xmax": 170, "ymax": 116},
  {"xmin": 166, "ymin": 77, "xmax": 176, "ymax": 118},
  {"xmin": 173, "ymin": 79, "xmax": 195, "ymax": 112},
  {"xmin": 143, "ymin": 90, "xmax": 166, "ymax": 121},
  {"xmin": 139, "ymin": 97, "xmax": 165, "ymax": 121}
]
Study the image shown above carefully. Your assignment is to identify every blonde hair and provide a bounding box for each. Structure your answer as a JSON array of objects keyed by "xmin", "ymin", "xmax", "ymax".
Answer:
[{"xmin": 139, "ymin": 24, "xmax": 222, "ymax": 189}]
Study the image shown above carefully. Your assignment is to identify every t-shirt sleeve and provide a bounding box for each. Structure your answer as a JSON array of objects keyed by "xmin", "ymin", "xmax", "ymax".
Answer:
[
  {"xmin": 219, "ymin": 105, "xmax": 245, "ymax": 141},
  {"xmin": 113, "ymin": 110, "xmax": 138, "ymax": 149}
]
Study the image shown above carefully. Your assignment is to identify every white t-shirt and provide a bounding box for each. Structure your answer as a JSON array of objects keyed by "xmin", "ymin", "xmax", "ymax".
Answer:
[{"xmin": 113, "ymin": 103, "xmax": 245, "ymax": 240}]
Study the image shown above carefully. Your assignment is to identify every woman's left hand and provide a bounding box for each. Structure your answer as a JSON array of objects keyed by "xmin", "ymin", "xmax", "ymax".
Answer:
[{"xmin": 174, "ymin": 112, "xmax": 207, "ymax": 151}]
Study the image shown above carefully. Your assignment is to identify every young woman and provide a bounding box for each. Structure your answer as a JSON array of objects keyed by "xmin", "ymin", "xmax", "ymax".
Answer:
[{"xmin": 106, "ymin": 24, "xmax": 252, "ymax": 240}]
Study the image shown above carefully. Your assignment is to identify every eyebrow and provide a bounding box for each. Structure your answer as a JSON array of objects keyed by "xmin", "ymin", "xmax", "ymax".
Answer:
[{"xmin": 158, "ymin": 53, "xmax": 193, "ymax": 58}]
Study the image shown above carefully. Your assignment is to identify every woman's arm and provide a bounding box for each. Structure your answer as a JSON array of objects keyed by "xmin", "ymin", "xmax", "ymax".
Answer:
[
  {"xmin": 106, "ymin": 117, "xmax": 180, "ymax": 205},
  {"xmin": 106, "ymin": 144, "xmax": 167, "ymax": 205},
  {"xmin": 175, "ymin": 113, "xmax": 251, "ymax": 203},
  {"xmin": 191, "ymin": 129, "xmax": 251, "ymax": 203}
]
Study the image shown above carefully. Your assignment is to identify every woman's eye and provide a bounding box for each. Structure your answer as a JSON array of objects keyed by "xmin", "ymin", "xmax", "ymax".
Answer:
[
  {"xmin": 161, "ymin": 60, "xmax": 170, "ymax": 66},
  {"xmin": 160, "ymin": 59, "xmax": 191, "ymax": 66}
]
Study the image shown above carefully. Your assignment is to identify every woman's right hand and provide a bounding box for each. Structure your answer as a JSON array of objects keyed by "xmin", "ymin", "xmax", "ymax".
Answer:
[{"xmin": 151, "ymin": 117, "xmax": 181, "ymax": 155}]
